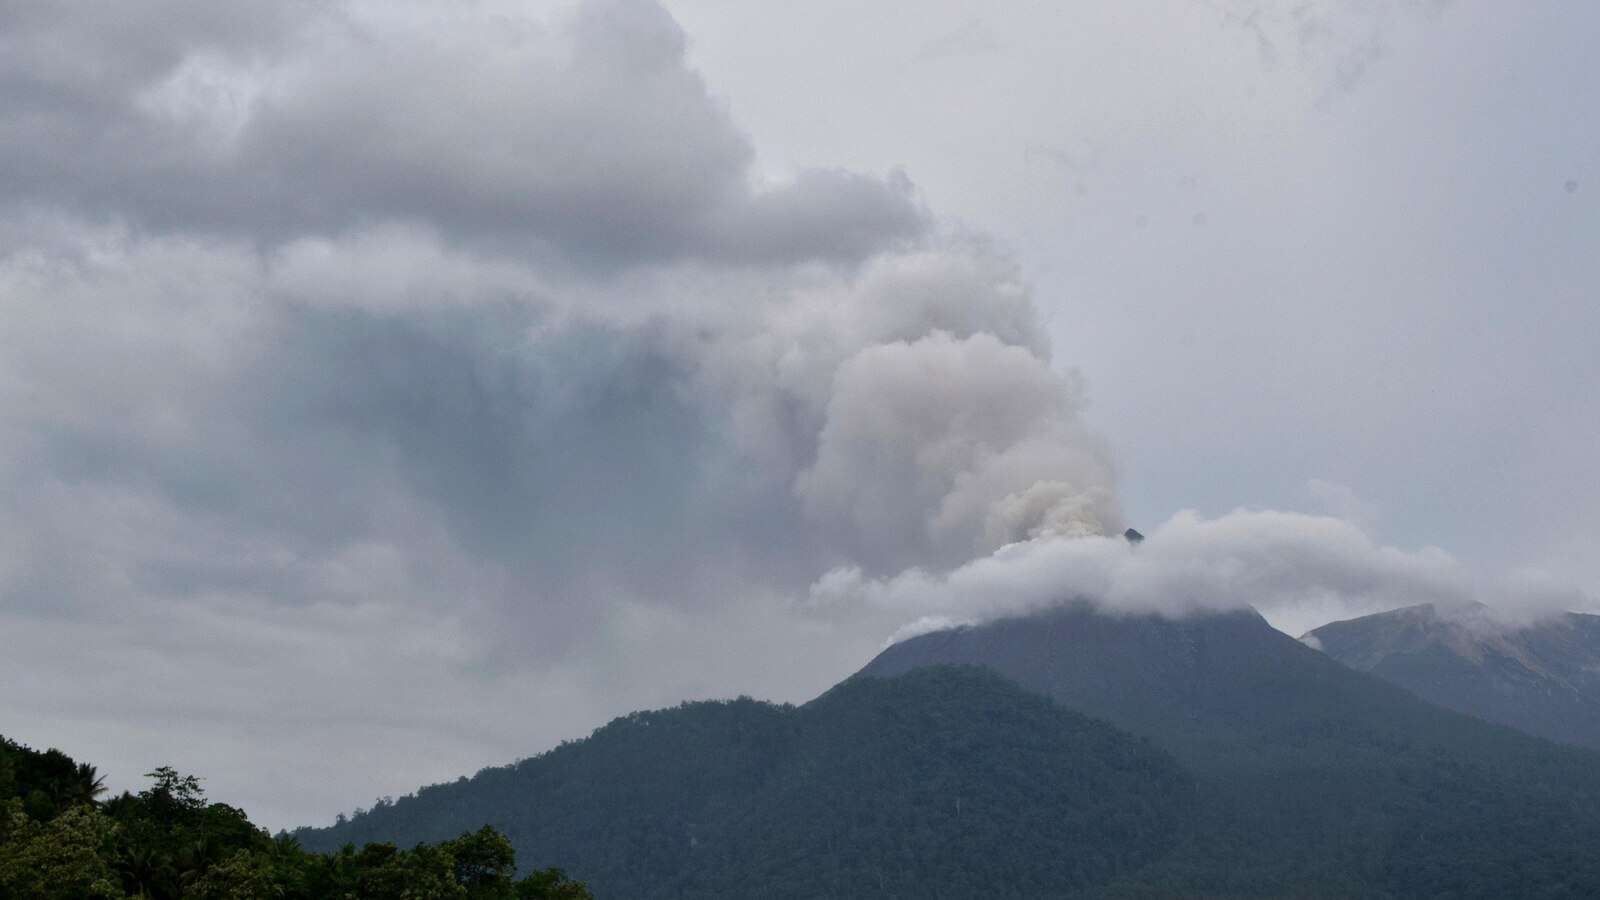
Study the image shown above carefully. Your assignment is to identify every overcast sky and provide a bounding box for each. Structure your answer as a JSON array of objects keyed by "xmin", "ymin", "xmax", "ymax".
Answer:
[{"xmin": 2, "ymin": 0, "xmax": 1596, "ymax": 831}]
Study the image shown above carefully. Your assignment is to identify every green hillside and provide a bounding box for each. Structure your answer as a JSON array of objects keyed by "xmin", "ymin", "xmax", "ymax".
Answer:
[
  {"xmin": 862, "ymin": 604, "xmax": 1600, "ymax": 897},
  {"xmin": 297, "ymin": 666, "xmax": 1194, "ymax": 899}
]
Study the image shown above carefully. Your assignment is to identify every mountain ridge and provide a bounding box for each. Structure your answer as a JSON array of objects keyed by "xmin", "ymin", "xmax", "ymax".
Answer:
[{"xmin": 1304, "ymin": 602, "xmax": 1600, "ymax": 750}]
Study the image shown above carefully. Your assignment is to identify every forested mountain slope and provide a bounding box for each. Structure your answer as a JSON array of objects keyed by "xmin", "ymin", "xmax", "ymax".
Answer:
[
  {"xmin": 297, "ymin": 666, "xmax": 1192, "ymax": 899},
  {"xmin": 297, "ymin": 604, "xmax": 1600, "ymax": 898},
  {"xmin": 861, "ymin": 603, "xmax": 1600, "ymax": 897}
]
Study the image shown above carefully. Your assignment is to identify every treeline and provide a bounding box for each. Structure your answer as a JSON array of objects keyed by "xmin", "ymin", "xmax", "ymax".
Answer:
[{"xmin": 0, "ymin": 735, "xmax": 592, "ymax": 899}]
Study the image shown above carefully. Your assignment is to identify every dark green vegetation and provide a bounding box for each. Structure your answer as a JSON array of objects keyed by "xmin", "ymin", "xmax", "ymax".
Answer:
[
  {"xmin": 1306, "ymin": 603, "xmax": 1600, "ymax": 750},
  {"xmin": 863, "ymin": 603, "xmax": 1600, "ymax": 897},
  {"xmin": 0, "ymin": 735, "xmax": 591, "ymax": 899},
  {"xmin": 298, "ymin": 666, "xmax": 1194, "ymax": 899}
]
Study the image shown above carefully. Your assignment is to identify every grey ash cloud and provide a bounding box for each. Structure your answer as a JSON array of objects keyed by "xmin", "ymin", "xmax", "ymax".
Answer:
[{"xmin": 0, "ymin": 0, "xmax": 1115, "ymax": 827}]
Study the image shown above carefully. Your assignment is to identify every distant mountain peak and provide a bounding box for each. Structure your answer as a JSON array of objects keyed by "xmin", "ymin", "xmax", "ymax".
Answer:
[{"xmin": 1305, "ymin": 604, "xmax": 1600, "ymax": 749}]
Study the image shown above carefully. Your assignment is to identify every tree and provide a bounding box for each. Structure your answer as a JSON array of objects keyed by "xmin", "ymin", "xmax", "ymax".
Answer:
[
  {"xmin": 140, "ymin": 766, "xmax": 206, "ymax": 823},
  {"xmin": 182, "ymin": 848, "xmax": 286, "ymax": 900},
  {"xmin": 0, "ymin": 735, "xmax": 595, "ymax": 900},
  {"xmin": 74, "ymin": 762, "xmax": 108, "ymax": 806},
  {"xmin": 516, "ymin": 867, "xmax": 595, "ymax": 900},
  {"xmin": 448, "ymin": 826, "xmax": 519, "ymax": 897},
  {"xmin": 0, "ymin": 798, "xmax": 122, "ymax": 899}
]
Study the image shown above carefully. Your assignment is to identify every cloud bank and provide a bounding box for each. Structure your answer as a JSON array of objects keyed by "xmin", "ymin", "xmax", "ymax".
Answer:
[{"xmin": 0, "ymin": 0, "xmax": 924, "ymax": 263}]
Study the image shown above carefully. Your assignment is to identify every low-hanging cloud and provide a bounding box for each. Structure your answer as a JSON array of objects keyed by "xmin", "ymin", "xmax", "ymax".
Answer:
[{"xmin": 817, "ymin": 508, "xmax": 1592, "ymax": 641}]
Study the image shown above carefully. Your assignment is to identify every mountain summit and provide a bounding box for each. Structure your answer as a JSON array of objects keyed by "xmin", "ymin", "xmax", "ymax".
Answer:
[{"xmin": 1303, "ymin": 603, "xmax": 1600, "ymax": 749}]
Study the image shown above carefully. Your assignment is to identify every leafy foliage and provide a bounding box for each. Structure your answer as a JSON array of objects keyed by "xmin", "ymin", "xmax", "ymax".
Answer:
[
  {"xmin": 0, "ymin": 801, "xmax": 121, "ymax": 899},
  {"xmin": 0, "ymin": 736, "xmax": 592, "ymax": 900}
]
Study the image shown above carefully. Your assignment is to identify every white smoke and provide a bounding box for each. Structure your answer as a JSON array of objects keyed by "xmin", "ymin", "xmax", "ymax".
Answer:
[
  {"xmin": 795, "ymin": 331, "xmax": 1119, "ymax": 572},
  {"xmin": 818, "ymin": 508, "xmax": 1595, "ymax": 640}
]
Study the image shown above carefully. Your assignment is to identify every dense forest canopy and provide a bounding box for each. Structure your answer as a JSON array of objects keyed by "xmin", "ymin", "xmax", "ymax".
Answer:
[{"xmin": 0, "ymin": 735, "xmax": 591, "ymax": 900}]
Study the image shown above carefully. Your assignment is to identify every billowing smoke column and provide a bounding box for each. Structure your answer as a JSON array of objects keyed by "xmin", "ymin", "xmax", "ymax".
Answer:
[
  {"xmin": 698, "ymin": 249, "xmax": 1125, "ymax": 578},
  {"xmin": 0, "ymin": 0, "xmax": 1123, "ymax": 657}
]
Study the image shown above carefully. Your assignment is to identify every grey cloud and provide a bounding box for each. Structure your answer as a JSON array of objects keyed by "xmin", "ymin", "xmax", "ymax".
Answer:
[
  {"xmin": 704, "ymin": 168, "xmax": 926, "ymax": 264},
  {"xmin": 0, "ymin": 209, "xmax": 1101, "ymax": 651},
  {"xmin": 0, "ymin": 0, "xmax": 923, "ymax": 265},
  {"xmin": 0, "ymin": 1, "xmax": 309, "ymax": 95}
]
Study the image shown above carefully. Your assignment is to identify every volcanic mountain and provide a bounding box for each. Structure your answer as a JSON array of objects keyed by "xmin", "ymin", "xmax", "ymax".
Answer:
[
  {"xmin": 1302, "ymin": 602, "xmax": 1600, "ymax": 750},
  {"xmin": 298, "ymin": 602, "xmax": 1600, "ymax": 898},
  {"xmin": 295, "ymin": 666, "xmax": 1193, "ymax": 899},
  {"xmin": 858, "ymin": 602, "xmax": 1600, "ymax": 896}
]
